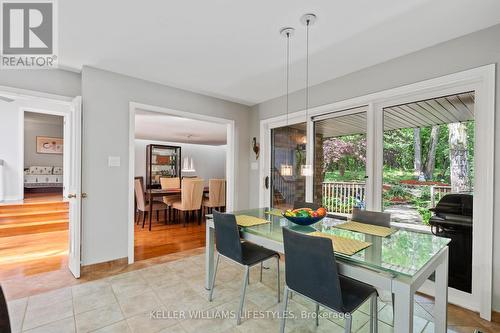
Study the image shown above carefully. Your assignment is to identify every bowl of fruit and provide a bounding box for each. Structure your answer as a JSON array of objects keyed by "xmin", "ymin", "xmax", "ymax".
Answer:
[{"xmin": 282, "ymin": 207, "xmax": 327, "ymax": 226}]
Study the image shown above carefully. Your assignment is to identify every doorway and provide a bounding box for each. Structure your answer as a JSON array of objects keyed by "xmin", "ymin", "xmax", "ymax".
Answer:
[
  {"xmin": 0, "ymin": 87, "xmax": 82, "ymax": 282},
  {"xmin": 128, "ymin": 102, "xmax": 235, "ymax": 264}
]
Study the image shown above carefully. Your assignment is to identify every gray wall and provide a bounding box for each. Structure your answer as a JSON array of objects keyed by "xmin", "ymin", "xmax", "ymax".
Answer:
[
  {"xmin": 0, "ymin": 69, "xmax": 81, "ymax": 97},
  {"xmin": 251, "ymin": 24, "xmax": 500, "ymax": 311},
  {"xmin": 81, "ymin": 66, "xmax": 251, "ymax": 265},
  {"xmin": 24, "ymin": 118, "xmax": 64, "ymax": 168}
]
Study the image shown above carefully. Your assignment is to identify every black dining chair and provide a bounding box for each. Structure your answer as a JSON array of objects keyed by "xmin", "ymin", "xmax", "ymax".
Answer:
[
  {"xmin": 281, "ymin": 228, "xmax": 378, "ymax": 333},
  {"xmin": 351, "ymin": 208, "xmax": 391, "ymax": 227},
  {"xmin": 209, "ymin": 210, "xmax": 281, "ymax": 325},
  {"xmin": 293, "ymin": 201, "xmax": 321, "ymax": 210},
  {"xmin": 0, "ymin": 286, "xmax": 11, "ymax": 333}
]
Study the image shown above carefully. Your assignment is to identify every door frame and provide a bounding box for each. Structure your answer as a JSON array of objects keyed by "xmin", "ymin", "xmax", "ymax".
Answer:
[
  {"xmin": 0, "ymin": 85, "xmax": 82, "ymax": 278},
  {"xmin": 258, "ymin": 64, "xmax": 495, "ymax": 319},
  {"xmin": 128, "ymin": 102, "xmax": 236, "ymax": 264}
]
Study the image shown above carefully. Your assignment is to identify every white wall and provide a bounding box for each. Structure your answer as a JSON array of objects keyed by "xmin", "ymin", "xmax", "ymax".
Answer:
[
  {"xmin": 250, "ymin": 24, "xmax": 500, "ymax": 311},
  {"xmin": 0, "ymin": 100, "xmax": 69, "ymax": 201},
  {"xmin": 81, "ymin": 66, "xmax": 251, "ymax": 266},
  {"xmin": 134, "ymin": 139, "xmax": 226, "ymax": 185},
  {"xmin": 24, "ymin": 117, "xmax": 64, "ymax": 168}
]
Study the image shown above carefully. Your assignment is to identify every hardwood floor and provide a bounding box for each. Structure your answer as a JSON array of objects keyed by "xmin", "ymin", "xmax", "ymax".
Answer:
[
  {"xmin": 134, "ymin": 211, "xmax": 206, "ymax": 261},
  {"xmin": 0, "ymin": 194, "xmax": 68, "ymax": 281}
]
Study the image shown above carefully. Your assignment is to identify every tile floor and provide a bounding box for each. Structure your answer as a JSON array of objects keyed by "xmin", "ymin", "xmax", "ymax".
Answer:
[{"xmin": 5, "ymin": 253, "xmax": 495, "ymax": 333}]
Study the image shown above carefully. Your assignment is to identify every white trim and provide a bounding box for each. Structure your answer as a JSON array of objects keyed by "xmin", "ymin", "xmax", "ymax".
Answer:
[
  {"xmin": 128, "ymin": 102, "xmax": 236, "ymax": 265},
  {"xmin": 258, "ymin": 64, "xmax": 495, "ymax": 319}
]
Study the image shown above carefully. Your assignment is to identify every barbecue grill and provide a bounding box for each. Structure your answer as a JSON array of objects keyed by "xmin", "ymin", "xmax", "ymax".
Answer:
[{"xmin": 429, "ymin": 193, "xmax": 473, "ymax": 293}]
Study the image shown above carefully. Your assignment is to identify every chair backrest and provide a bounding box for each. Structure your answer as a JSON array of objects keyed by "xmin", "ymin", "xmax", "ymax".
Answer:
[
  {"xmin": 160, "ymin": 177, "xmax": 180, "ymax": 189},
  {"xmin": 293, "ymin": 201, "xmax": 321, "ymax": 210},
  {"xmin": 213, "ymin": 210, "xmax": 242, "ymax": 262},
  {"xmin": 351, "ymin": 208, "xmax": 391, "ymax": 227},
  {"xmin": 134, "ymin": 178, "xmax": 146, "ymax": 211},
  {"xmin": 282, "ymin": 228, "xmax": 343, "ymax": 311},
  {"xmin": 208, "ymin": 179, "xmax": 225, "ymax": 206},
  {"xmin": 0, "ymin": 286, "xmax": 11, "ymax": 333},
  {"xmin": 180, "ymin": 178, "xmax": 204, "ymax": 210}
]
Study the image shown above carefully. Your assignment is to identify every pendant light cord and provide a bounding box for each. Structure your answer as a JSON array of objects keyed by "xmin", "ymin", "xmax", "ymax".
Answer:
[
  {"xmin": 306, "ymin": 19, "xmax": 309, "ymax": 115},
  {"xmin": 286, "ymin": 31, "xmax": 291, "ymax": 165}
]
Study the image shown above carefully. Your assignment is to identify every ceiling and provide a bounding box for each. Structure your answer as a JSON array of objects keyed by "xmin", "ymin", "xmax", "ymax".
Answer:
[
  {"xmin": 315, "ymin": 92, "xmax": 475, "ymax": 138},
  {"xmin": 134, "ymin": 110, "xmax": 227, "ymax": 145},
  {"xmin": 59, "ymin": 0, "xmax": 500, "ymax": 105}
]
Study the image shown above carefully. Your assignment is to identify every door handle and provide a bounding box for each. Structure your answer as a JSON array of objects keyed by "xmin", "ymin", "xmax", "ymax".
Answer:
[
  {"xmin": 67, "ymin": 193, "xmax": 77, "ymax": 198},
  {"xmin": 265, "ymin": 176, "xmax": 269, "ymax": 189},
  {"xmin": 81, "ymin": 193, "xmax": 88, "ymax": 198}
]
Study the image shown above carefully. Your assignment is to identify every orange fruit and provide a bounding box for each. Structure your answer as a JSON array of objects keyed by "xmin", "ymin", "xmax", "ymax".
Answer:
[{"xmin": 316, "ymin": 207, "xmax": 327, "ymax": 217}]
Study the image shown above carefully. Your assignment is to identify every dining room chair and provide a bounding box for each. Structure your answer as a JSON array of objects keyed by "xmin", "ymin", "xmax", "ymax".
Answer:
[
  {"xmin": 0, "ymin": 286, "xmax": 10, "ymax": 333},
  {"xmin": 293, "ymin": 201, "xmax": 321, "ymax": 210},
  {"xmin": 134, "ymin": 178, "xmax": 168, "ymax": 230},
  {"xmin": 209, "ymin": 210, "xmax": 280, "ymax": 325},
  {"xmin": 160, "ymin": 177, "xmax": 181, "ymax": 221},
  {"xmin": 351, "ymin": 208, "xmax": 391, "ymax": 227},
  {"xmin": 171, "ymin": 178, "xmax": 205, "ymax": 226},
  {"xmin": 203, "ymin": 179, "xmax": 226, "ymax": 214},
  {"xmin": 281, "ymin": 228, "xmax": 378, "ymax": 333}
]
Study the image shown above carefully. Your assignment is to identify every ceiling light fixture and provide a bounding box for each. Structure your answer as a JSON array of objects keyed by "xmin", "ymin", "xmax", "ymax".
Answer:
[
  {"xmin": 279, "ymin": 27, "xmax": 295, "ymax": 177},
  {"xmin": 181, "ymin": 135, "xmax": 196, "ymax": 172},
  {"xmin": 300, "ymin": 13, "xmax": 316, "ymax": 177}
]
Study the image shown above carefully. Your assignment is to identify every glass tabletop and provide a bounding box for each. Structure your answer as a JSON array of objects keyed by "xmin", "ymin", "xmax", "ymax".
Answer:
[{"xmin": 223, "ymin": 208, "xmax": 450, "ymax": 278}]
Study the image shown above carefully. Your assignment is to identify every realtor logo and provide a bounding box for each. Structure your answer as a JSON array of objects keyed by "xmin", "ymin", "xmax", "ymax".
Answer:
[{"xmin": 1, "ymin": 0, "xmax": 57, "ymax": 68}]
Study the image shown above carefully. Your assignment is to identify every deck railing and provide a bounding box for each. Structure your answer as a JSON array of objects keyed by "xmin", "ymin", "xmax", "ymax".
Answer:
[
  {"xmin": 322, "ymin": 181, "xmax": 366, "ymax": 214},
  {"xmin": 429, "ymin": 185, "xmax": 452, "ymax": 207},
  {"xmin": 322, "ymin": 181, "xmax": 454, "ymax": 213}
]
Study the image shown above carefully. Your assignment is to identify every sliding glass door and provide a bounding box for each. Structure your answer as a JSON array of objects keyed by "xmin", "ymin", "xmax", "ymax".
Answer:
[
  {"xmin": 270, "ymin": 123, "xmax": 307, "ymax": 209},
  {"xmin": 382, "ymin": 92, "xmax": 475, "ymax": 229},
  {"xmin": 313, "ymin": 106, "xmax": 368, "ymax": 216}
]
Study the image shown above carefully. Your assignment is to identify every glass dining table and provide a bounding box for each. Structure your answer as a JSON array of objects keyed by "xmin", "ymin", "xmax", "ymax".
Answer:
[{"xmin": 205, "ymin": 208, "xmax": 450, "ymax": 333}]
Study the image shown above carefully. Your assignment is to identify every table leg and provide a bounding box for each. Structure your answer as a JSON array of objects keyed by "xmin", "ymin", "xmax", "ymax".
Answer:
[
  {"xmin": 205, "ymin": 224, "xmax": 215, "ymax": 290},
  {"xmin": 392, "ymin": 279, "xmax": 413, "ymax": 333},
  {"xmin": 434, "ymin": 247, "xmax": 449, "ymax": 333},
  {"xmin": 149, "ymin": 193, "xmax": 153, "ymax": 231}
]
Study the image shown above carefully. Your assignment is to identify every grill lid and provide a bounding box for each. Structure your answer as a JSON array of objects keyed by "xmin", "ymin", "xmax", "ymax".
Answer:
[{"xmin": 429, "ymin": 193, "xmax": 473, "ymax": 217}]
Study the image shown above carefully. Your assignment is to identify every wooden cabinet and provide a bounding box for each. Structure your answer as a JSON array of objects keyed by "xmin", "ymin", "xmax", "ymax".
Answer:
[{"xmin": 146, "ymin": 144, "xmax": 181, "ymax": 189}]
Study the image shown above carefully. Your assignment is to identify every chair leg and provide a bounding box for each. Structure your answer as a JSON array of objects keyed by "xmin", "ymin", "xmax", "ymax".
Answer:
[
  {"xmin": 156, "ymin": 210, "xmax": 159, "ymax": 221},
  {"xmin": 370, "ymin": 293, "xmax": 378, "ymax": 333},
  {"xmin": 208, "ymin": 253, "xmax": 220, "ymax": 301},
  {"xmin": 260, "ymin": 262, "xmax": 263, "ymax": 282},
  {"xmin": 142, "ymin": 211, "xmax": 147, "ymax": 228},
  {"xmin": 164, "ymin": 209, "xmax": 167, "ymax": 224},
  {"xmin": 280, "ymin": 286, "xmax": 290, "ymax": 333},
  {"xmin": 344, "ymin": 315, "xmax": 352, "ymax": 333},
  {"xmin": 276, "ymin": 255, "xmax": 280, "ymax": 303},
  {"xmin": 237, "ymin": 265, "xmax": 250, "ymax": 325},
  {"xmin": 315, "ymin": 303, "xmax": 320, "ymax": 326}
]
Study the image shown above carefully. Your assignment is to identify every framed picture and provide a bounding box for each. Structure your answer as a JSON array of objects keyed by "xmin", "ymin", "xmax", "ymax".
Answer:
[{"xmin": 36, "ymin": 136, "xmax": 63, "ymax": 154}]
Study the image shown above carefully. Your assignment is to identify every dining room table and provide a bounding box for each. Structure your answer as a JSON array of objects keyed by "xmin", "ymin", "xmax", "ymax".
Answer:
[
  {"xmin": 146, "ymin": 187, "xmax": 209, "ymax": 229},
  {"xmin": 205, "ymin": 208, "xmax": 450, "ymax": 333}
]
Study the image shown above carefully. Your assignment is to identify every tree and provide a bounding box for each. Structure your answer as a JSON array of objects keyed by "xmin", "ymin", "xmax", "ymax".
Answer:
[
  {"xmin": 448, "ymin": 122, "xmax": 470, "ymax": 192},
  {"xmin": 423, "ymin": 125, "xmax": 439, "ymax": 180},
  {"xmin": 413, "ymin": 128, "xmax": 422, "ymax": 175},
  {"xmin": 323, "ymin": 135, "xmax": 366, "ymax": 176}
]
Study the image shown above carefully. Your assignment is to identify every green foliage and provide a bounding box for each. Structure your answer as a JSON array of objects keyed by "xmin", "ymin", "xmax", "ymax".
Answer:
[{"xmin": 386, "ymin": 184, "xmax": 409, "ymax": 198}]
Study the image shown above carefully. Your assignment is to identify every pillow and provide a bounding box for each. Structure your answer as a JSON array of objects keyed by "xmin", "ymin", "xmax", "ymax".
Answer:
[
  {"xmin": 52, "ymin": 167, "xmax": 63, "ymax": 175},
  {"xmin": 28, "ymin": 166, "xmax": 53, "ymax": 175}
]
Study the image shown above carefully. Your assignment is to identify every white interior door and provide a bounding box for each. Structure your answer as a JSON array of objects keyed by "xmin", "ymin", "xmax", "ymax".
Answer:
[{"xmin": 67, "ymin": 96, "xmax": 82, "ymax": 278}]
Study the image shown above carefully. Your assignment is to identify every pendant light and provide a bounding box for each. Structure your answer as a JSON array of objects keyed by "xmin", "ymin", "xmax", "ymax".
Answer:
[
  {"xmin": 279, "ymin": 27, "xmax": 295, "ymax": 177},
  {"xmin": 300, "ymin": 14, "xmax": 316, "ymax": 177},
  {"xmin": 181, "ymin": 135, "xmax": 196, "ymax": 172}
]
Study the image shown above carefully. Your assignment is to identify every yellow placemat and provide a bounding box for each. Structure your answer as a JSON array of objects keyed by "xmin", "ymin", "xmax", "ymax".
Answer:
[
  {"xmin": 264, "ymin": 209, "xmax": 283, "ymax": 217},
  {"xmin": 335, "ymin": 221, "xmax": 395, "ymax": 237},
  {"xmin": 308, "ymin": 231, "xmax": 371, "ymax": 256},
  {"xmin": 235, "ymin": 215, "xmax": 270, "ymax": 227}
]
